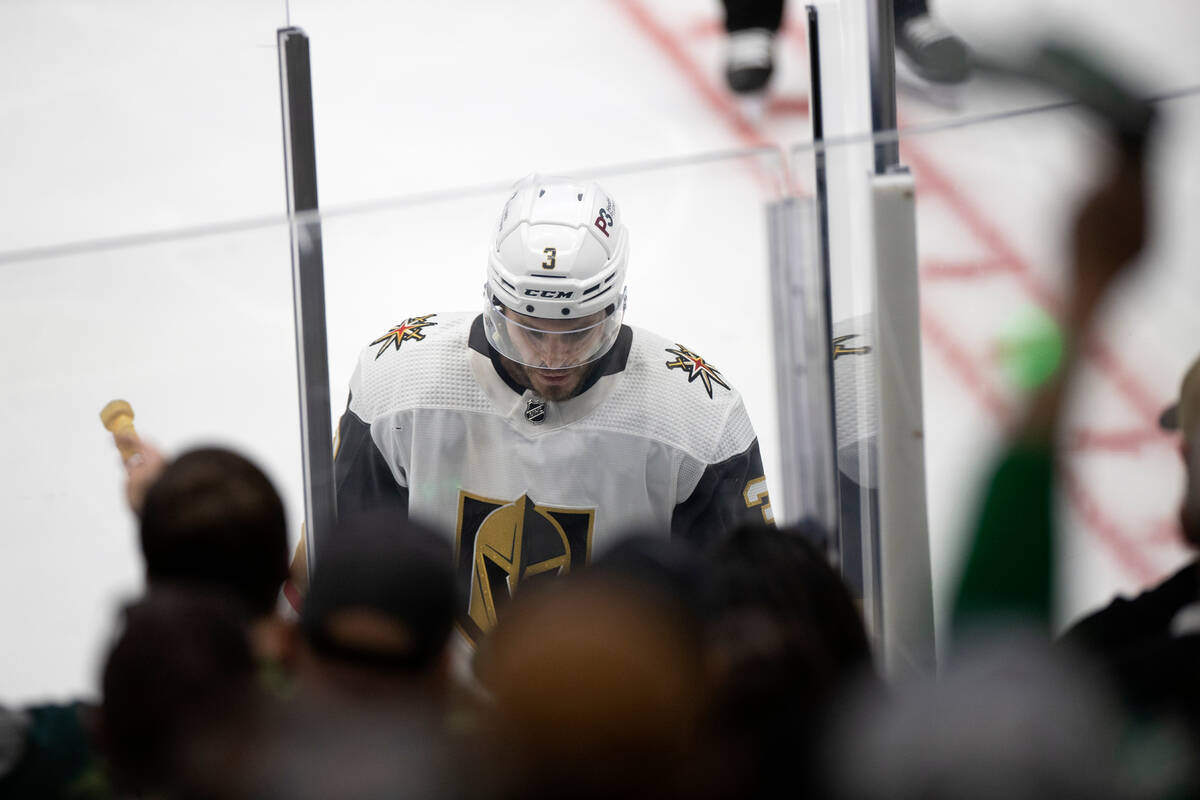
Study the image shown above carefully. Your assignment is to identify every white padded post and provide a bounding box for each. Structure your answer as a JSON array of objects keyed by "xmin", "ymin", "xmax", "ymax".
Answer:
[{"xmin": 870, "ymin": 169, "xmax": 935, "ymax": 679}]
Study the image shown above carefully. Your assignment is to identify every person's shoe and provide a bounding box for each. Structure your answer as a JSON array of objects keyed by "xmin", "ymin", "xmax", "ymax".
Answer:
[
  {"xmin": 725, "ymin": 28, "xmax": 775, "ymax": 94},
  {"xmin": 895, "ymin": 14, "xmax": 970, "ymax": 85}
]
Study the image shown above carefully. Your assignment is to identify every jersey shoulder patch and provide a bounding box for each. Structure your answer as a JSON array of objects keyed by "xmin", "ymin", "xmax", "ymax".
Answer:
[
  {"xmin": 350, "ymin": 312, "xmax": 485, "ymax": 421},
  {"xmin": 662, "ymin": 342, "xmax": 732, "ymax": 399},
  {"xmin": 588, "ymin": 326, "xmax": 754, "ymax": 464},
  {"xmin": 368, "ymin": 313, "xmax": 440, "ymax": 360},
  {"xmin": 631, "ymin": 326, "xmax": 740, "ymax": 401}
]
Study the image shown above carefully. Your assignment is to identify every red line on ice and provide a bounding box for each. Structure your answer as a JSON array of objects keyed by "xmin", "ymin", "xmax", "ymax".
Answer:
[
  {"xmin": 1069, "ymin": 427, "xmax": 1177, "ymax": 455},
  {"xmin": 1146, "ymin": 518, "xmax": 1185, "ymax": 547},
  {"xmin": 1062, "ymin": 467, "xmax": 1159, "ymax": 583},
  {"xmin": 901, "ymin": 142, "xmax": 1169, "ymax": 583},
  {"xmin": 921, "ymin": 257, "xmax": 1013, "ymax": 280},
  {"xmin": 903, "ymin": 142, "xmax": 1165, "ymax": 427},
  {"xmin": 614, "ymin": 0, "xmax": 1165, "ymax": 586},
  {"xmin": 611, "ymin": 0, "xmax": 768, "ymax": 148}
]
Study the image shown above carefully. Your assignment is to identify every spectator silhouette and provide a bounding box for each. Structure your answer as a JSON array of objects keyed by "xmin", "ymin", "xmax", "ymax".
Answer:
[
  {"xmin": 473, "ymin": 573, "xmax": 706, "ymax": 800},
  {"xmin": 98, "ymin": 588, "xmax": 260, "ymax": 798},
  {"xmin": 0, "ymin": 445, "xmax": 291, "ymax": 798},
  {"xmin": 240, "ymin": 513, "xmax": 462, "ymax": 800},
  {"xmin": 702, "ymin": 521, "xmax": 876, "ymax": 799},
  {"xmin": 1061, "ymin": 354, "xmax": 1200, "ymax": 745},
  {"xmin": 139, "ymin": 447, "xmax": 290, "ymax": 621}
]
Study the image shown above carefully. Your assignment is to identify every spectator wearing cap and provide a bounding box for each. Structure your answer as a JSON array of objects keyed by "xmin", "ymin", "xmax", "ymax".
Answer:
[
  {"xmin": 292, "ymin": 513, "xmax": 456, "ymax": 709},
  {"xmin": 1060, "ymin": 353, "xmax": 1200, "ymax": 742},
  {"xmin": 240, "ymin": 513, "xmax": 461, "ymax": 799}
]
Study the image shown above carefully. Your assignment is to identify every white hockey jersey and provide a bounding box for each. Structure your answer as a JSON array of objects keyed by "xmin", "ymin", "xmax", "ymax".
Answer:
[{"xmin": 332, "ymin": 312, "xmax": 771, "ymax": 646}]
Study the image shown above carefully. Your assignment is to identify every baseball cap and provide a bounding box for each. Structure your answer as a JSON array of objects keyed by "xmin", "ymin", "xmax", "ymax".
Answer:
[
  {"xmin": 301, "ymin": 514, "xmax": 455, "ymax": 672},
  {"xmin": 1158, "ymin": 354, "xmax": 1200, "ymax": 440}
]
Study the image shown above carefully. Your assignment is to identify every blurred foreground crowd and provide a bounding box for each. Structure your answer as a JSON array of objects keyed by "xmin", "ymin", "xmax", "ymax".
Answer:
[
  {"xmin": 5, "ymin": 120, "xmax": 1200, "ymax": 800},
  {"xmin": 13, "ymin": 436, "xmax": 1196, "ymax": 799}
]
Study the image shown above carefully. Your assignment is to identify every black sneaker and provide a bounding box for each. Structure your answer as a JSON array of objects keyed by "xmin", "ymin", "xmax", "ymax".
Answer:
[
  {"xmin": 895, "ymin": 14, "xmax": 970, "ymax": 84},
  {"xmin": 725, "ymin": 28, "xmax": 775, "ymax": 94}
]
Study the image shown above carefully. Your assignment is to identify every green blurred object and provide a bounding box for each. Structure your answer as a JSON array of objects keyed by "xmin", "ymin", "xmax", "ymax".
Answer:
[
  {"xmin": 999, "ymin": 307, "xmax": 1064, "ymax": 389},
  {"xmin": 952, "ymin": 442, "xmax": 1056, "ymax": 637}
]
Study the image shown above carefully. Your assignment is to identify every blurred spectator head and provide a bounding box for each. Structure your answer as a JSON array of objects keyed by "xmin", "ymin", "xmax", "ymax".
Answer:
[
  {"xmin": 223, "ymin": 514, "xmax": 460, "ymax": 799},
  {"xmin": 99, "ymin": 588, "xmax": 258, "ymax": 796},
  {"xmin": 589, "ymin": 531, "xmax": 708, "ymax": 622},
  {"xmin": 297, "ymin": 513, "xmax": 456, "ymax": 704},
  {"xmin": 1156, "ymin": 352, "xmax": 1200, "ymax": 546},
  {"xmin": 239, "ymin": 710, "xmax": 458, "ymax": 800},
  {"xmin": 823, "ymin": 631, "xmax": 1136, "ymax": 800},
  {"xmin": 1161, "ymin": 353, "xmax": 1200, "ymax": 547},
  {"xmin": 139, "ymin": 446, "xmax": 289, "ymax": 617},
  {"xmin": 704, "ymin": 521, "xmax": 873, "ymax": 676},
  {"xmin": 701, "ymin": 521, "xmax": 876, "ymax": 798},
  {"xmin": 474, "ymin": 574, "xmax": 705, "ymax": 800},
  {"xmin": 1159, "ymin": 352, "xmax": 1200, "ymax": 445}
]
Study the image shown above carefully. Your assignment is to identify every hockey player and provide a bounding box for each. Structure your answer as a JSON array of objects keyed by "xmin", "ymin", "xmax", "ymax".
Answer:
[{"xmin": 295, "ymin": 175, "xmax": 772, "ymax": 648}]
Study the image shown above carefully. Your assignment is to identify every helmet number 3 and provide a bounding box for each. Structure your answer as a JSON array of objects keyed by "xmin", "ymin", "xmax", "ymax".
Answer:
[
  {"xmin": 542, "ymin": 247, "xmax": 557, "ymax": 270},
  {"xmin": 594, "ymin": 207, "xmax": 614, "ymax": 238}
]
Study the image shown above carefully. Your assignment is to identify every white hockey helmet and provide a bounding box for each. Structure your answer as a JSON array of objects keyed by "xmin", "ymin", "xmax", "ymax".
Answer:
[{"xmin": 483, "ymin": 174, "xmax": 630, "ymax": 369}]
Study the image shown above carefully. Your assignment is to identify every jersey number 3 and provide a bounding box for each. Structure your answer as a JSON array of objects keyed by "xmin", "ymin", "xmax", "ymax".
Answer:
[{"xmin": 743, "ymin": 476, "xmax": 774, "ymax": 525}]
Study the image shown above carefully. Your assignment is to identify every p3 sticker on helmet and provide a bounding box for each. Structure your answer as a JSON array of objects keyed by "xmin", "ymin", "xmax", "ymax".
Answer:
[{"xmin": 594, "ymin": 206, "xmax": 614, "ymax": 238}]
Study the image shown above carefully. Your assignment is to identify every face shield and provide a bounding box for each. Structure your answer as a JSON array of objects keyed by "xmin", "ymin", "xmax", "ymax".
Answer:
[{"xmin": 482, "ymin": 288, "xmax": 626, "ymax": 370}]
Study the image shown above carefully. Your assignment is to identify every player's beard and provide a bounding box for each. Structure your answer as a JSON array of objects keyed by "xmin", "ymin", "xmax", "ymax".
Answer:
[{"xmin": 500, "ymin": 357, "xmax": 593, "ymax": 401}]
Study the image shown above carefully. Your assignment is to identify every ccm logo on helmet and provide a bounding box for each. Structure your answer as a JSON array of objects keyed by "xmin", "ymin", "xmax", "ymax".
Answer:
[{"xmin": 524, "ymin": 289, "xmax": 574, "ymax": 299}]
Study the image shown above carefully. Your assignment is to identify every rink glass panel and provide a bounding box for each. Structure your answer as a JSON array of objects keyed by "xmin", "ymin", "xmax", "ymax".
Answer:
[
  {"xmin": 798, "ymin": 89, "xmax": 1200, "ymax": 645},
  {"xmin": 0, "ymin": 4, "xmax": 290, "ymax": 253},
  {"xmin": 0, "ymin": 0, "xmax": 299, "ymax": 705},
  {"xmin": 0, "ymin": 223, "xmax": 302, "ymax": 702}
]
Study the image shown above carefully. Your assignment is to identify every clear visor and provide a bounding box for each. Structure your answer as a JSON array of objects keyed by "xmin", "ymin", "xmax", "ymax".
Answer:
[{"xmin": 482, "ymin": 289, "xmax": 626, "ymax": 370}]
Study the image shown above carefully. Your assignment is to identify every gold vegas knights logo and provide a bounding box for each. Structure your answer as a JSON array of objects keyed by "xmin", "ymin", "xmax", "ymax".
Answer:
[
  {"xmin": 832, "ymin": 334, "xmax": 871, "ymax": 359},
  {"xmin": 455, "ymin": 491, "xmax": 594, "ymax": 644},
  {"xmin": 665, "ymin": 344, "xmax": 730, "ymax": 399},
  {"xmin": 370, "ymin": 314, "xmax": 438, "ymax": 359}
]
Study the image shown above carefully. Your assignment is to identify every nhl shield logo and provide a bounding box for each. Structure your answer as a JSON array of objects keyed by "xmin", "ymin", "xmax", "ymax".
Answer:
[
  {"xmin": 525, "ymin": 399, "xmax": 546, "ymax": 424},
  {"xmin": 454, "ymin": 491, "xmax": 594, "ymax": 645}
]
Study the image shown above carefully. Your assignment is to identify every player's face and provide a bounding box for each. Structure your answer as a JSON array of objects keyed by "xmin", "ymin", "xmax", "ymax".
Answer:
[{"xmin": 501, "ymin": 308, "xmax": 607, "ymax": 400}]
